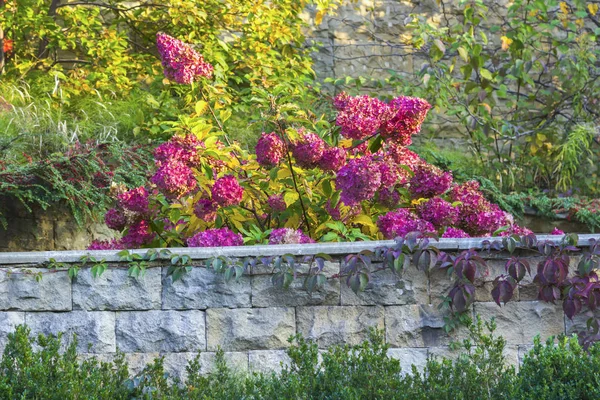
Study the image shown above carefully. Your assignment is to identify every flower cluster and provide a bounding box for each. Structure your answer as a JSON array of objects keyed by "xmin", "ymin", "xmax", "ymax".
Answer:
[
  {"xmin": 256, "ymin": 132, "xmax": 285, "ymax": 167},
  {"xmin": 319, "ymin": 147, "xmax": 347, "ymax": 172},
  {"xmin": 292, "ymin": 132, "xmax": 325, "ymax": 168},
  {"xmin": 193, "ymin": 199, "xmax": 218, "ymax": 222},
  {"xmin": 212, "ymin": 175, "xmax": 243, "ymax": 207},
  {"xmin": 416, "ymin": 197, "xmax": 459, "ymax": 228},
  {"xmin": 156, "ymin": 33, "xmax": 213, "ymax": 84},
  {"xmin": 334, "ymin": 93, "xmax": 431, "ymax": 144},
  {"xmin": 377, "ymin": 209, "xmax": 435, "ymax": 239},
  {"xmin": 267, "ymin": 194, "xmax": 287, "ymax": 213},
  {"xmin": 442, "ymin": 227, "xmax": 470, "ymax": 238},
  {"xmin": 154, "ymin": 134, "xmax": 202, "ymax": 167},
  {"xmin": 104, "ymin": 208, "xmax": 127, "ymax": 231},
  {"xmin": 151, "ymin": 160, "xmax": 197, "ymax": 198},
  {"xmin": 118, "ymin": 187, "xmax": 149, "ymax": 213},
  {"xmin": 449, "ymin": 181, "xmax": 513, "ymax": 236},
  {"xmin": 551, "ymin": 227, "xmax": 565, "ymax": 235},
  {"xmin": 187, "ymin": 228, "xmax": 243, "ymax": 247},
  {"xmin": 410, "ymin": 164, "xmax": 453, "ymax": 198},
  {"xmin": 121, "ymin": 220, "xmax": 156, "ymax": 248},
  {"xmin": 269, "ymin": 228, "xmax": 314, "ymax": 245},
  {"xmin": 380, "ymin": 96, "xmax": 431, "ymax": 145},
  {"xmin": 336, "ymin": 157, "xmax": 382, "ymax": 205},
  {"xmin": 87, "ymin": 239, "xmax": 124, "ymax": 250}
]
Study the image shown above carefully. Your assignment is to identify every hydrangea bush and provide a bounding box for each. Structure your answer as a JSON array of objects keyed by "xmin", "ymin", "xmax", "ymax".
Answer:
[{"xmin": 89, "ymin": 34, "xmax": 532, "ymax": 250}]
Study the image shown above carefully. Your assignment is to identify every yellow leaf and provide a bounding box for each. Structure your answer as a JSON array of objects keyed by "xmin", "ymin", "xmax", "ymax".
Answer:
[
  {"xmin": 351, "ymin": 215, "xmax": 376, "ymax": 228},
  {"xmin": 195, "ymin": 101, "xmax": 208, "ymax": 115},
  {"xmin": 277, "ymin": 168, "xmax": 292, "ymax": 179},
  {"xmin": 589, "ymin": 3, "xmax": 599, "ymax": 16},
  {"xmin": 560, "ymin": 2, "xmax": 569, "ymax": 14},
  {"xmin": 315, "ymin": 10, "xmax": 324, "ymax": 25},
  {"xmin": 284, "ymin": 191, "xmax": 299, "ymax": 206},
  {"xmin": 501, "ymin": 36, "xmax": 513, "ymax": 51}
]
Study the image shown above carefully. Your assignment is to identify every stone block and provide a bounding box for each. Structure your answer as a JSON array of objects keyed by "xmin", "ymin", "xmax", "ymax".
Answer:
[
  {"xmin": 296, "ymin": 306, "xmax": 384, "ymax": 348},
  {"xmin": 206, "ymin": 307, "xmax": 295, "ymax": 351},
  {"xmin": 0, "ymin": 269, "xmax": 71, "ymax": 311},
  {"xmin": 162, "ymin": 267, "xmax": 251, "ymax": 310},
  {"xmin": 252, "ymin": 261, "xmax": 340, "ymax": 307},
  {"xmin": 73, "ymin": 267, "xmax": 161, "ymax": 311},
  {"xmin": 385, "ymin": 305, "xmax": 465, "ymax": 347},
  {"xmin": 116, "ymin": 310, "xmax": 205, "ymax": 353},
  {"xmin": 341, "ymin": 267, "xmax": 428, "ymax": 306},
  {"xmin": 162, "ymin": 351, "xmax": 248, "ymax": 381},
  {"xmin": 0, "ymin": 312, "xmax": 25, "ymax": 352},
  {"xmin": 26, "ymin": 311, "xmax": 115, "ymax": 353},
  {"xmin": 249, "ymin": 350, "xmax": 291, "ymax": 374},
  {"xmin": 387, "ymin": 348, "xmax": 428, "ymax": 374},
  {"xmin": 474, "ymin": 301, "xmax": 564, "ymax": 345}
]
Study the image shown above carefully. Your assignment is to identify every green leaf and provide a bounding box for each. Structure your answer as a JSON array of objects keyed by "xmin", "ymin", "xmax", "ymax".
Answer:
[{"xmin": 480, "ymin": 68, "xmax": 493, "ymax": 81}]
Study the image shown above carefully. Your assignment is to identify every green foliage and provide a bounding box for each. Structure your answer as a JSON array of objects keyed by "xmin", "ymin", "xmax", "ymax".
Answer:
[
  {"xmin": 6, "ymin": 319, "xmax": 600, "ymax": 399},
  {"xmin": 345, "ymin": 0, "xmax": 600, "ymax": 194},
  {"xmin": 0, "ymin": 142, "xmax": 152, "ymax": 228}
]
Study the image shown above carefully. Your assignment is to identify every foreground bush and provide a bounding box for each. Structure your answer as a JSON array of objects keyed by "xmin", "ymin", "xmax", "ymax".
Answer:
[{"xmin": 2, "ymin": 320, "xmax": 600, "ymax": 399}]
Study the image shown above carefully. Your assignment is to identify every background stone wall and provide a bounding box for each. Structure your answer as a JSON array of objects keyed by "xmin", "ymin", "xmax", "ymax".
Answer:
[{"xmin": 0, "ymin": 242, "xmax": 588, "ymax": 379}]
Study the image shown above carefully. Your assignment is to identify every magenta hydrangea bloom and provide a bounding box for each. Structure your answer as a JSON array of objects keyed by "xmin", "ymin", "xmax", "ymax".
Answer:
[
  {"xmin": 499, "ymin": 224, "xmax": 534, "ymax": 237},
  {"xmin": 212, "ymin": 175, "xmax": 243, "ymax": 207},
  {"xmin": 193, "ymin": 199, "xmax": 218, "ymax": 222},
  {"xmin": 385, "ymin": 143, "xmax": 422, "ymax": 169},
  {"xmin": 269, "ymin": 228, "xmax": 314, "ymax": 245},
  {"xmin": 292, "ymin": 132, "xmax": 325, "ymax": 168},
  {"xmin": 377, "ymin": 209, "xmax": 435, "ymax": 239},
  {"xmin": 416, "ymin": 197, "xmax": 459, "ymax": 228},
  {"xmin": 409, "ymin": 164, "xmax": 453, "ymax": 198},
  {"xmin": 325, "ymin": 199, "xmax": 342, "ymax": 221},
  {"xmin": 87, "ymin": 239, "xmax": 124, "ymax": 250},
  {"xmin": 121, "ymin": 220, "xmax": 155, "ymax": 248},
  {"xmin": 335, "ymin": 95, "xmax": 389, "ymax": 140},
  {"xmin": 104, "ymin": 208, "xmax": 127, "ymax": 231},
  {"xmin": 156, "ymin": 33, "xmax": 213, "ymax": 84},
  {"xmin": 333, "ymin": 92, "xmax": 351, "ymax": 111},
  {"xmin": 442, "ymin": 227, "xmax": 470, "ymax": 238},
  {"xmin": 551, "ymin": 227, "xmax": 565, "ymax": 235},
  {"xmin": 336, "ymin": 157, "xmax": 382, "ymax": 205},
  {"xmin": 380, "ymin": 96, "xmax": 431, "ymax": 145},
  {"xmin": 377, "ymin": 187, "xmax": 401, "ymax": 208},
  {"xmin": 151, "ymin": 160, "xmax": 197, "ymax": 199},
  {"xmin": 319, "ymin": 147, "xmax": 347, "ymax": 172},
  {"xmin": 154, "ymin": 134, "xmax": 203, "ymax": 167},
  {"xmin": 267, "ymin": 194, "xmax": 287, "ymax": 213},
  {"xmin": 187, "ymin": 228, "xmax": 243, "ymax": 247},
  {"xmin": 256, "ymin": 132, "xmax": 286, "ymax": 167},
  {"xmin": 118, "ymin": 187, "xmax": 149, "ymax": 214}
]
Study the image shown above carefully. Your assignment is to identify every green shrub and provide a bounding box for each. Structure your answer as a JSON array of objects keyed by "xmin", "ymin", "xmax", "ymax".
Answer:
[{"xmin": 3, "ymin": 320, "xmax": 600, "ymax": 399}]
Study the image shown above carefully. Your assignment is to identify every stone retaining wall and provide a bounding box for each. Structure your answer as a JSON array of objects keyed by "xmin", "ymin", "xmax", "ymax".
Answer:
[{"xmin": 0, "ymin": 236, "xmax": 596, "ymax": 379}]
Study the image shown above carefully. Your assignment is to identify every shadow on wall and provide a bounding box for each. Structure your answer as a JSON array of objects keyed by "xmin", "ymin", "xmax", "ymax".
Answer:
[{"xmin": 0, "ymin": 198, "xmax": 114, "ymax": 252}]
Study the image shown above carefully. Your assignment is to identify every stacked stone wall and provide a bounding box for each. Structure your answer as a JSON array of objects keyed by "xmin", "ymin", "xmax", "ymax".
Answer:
[{"xmin": 0, "ymin": 237, "xmax": 594, "ymax": 378}]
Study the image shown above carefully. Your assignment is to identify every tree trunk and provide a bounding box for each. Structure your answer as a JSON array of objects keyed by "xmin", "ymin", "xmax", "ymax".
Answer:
[{"xmin": 37, "ymin": 0, "xmax": 61, "ymax": 59}]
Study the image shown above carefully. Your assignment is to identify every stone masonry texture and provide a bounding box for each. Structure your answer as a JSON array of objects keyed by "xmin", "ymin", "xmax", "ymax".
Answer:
[{"xmin": 0, "ymin": 247, "xmax": 594, "ymax": 378}]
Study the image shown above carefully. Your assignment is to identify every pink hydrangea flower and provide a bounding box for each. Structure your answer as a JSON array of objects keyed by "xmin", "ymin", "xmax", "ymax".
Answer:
[
  {"xmin": 336, "ymin": 156, "xmax": 382, "ymax": 205},
  {"xmin": 335, "ymin": 95, "xmax": 388, "ymax": 140},
  {"xmin": 325, "ymin": 200, "xmax": 342, "ymax": 221},
  {"xmin": 377, "ymin": 187, "xmax": 401, "ymax": 208},
  {"xmin": 380, "ymin": 96, "xmax": 431, "ymax": 145},
  {"xmin": 499, "ymin": 224, "xmax": 534, "ymax": 237},
  {"xmin": 551, "ymin": 227, "xmax": 565, "ymax": 235},
  {"xmin": 212, "ymin": 175, "xmax": 243, "ymax": 207},
  {"xmin": 319, "ymin": 147, "xmax": 347, "ymax": 172},
  {"xmin": 409, "ymin": 164, "xmax": 453, "ymax": 198},
  {"xmin": 377, "ymin": 209, "xmax": 435, "ymax": 239},
  {"xmin": 416, "ymin": 197, "xmax": 459, "ymax": 228},
  {"xmin": 104, "ymin": 208, "xmax": 127, "ymax": 231},
  {"xmin": 256, "ymin": 132, "xmax": 286, "ymax": 167},
  {"xmin": 442, "ymin": 227, "xmax": 470, "ymax": 238},
  {"xmin": 121, "ymin": 220, "xmax": 155, "ymax": 248},
  {"xmin": 268, "ymin": 228, "xmax": 314, "ymax": 244},
  {"xmin": 154, "ymin": 134, "xmax": 203, "ymax": 167},
  {"xmin": 267, "ymin": 194, "xmax": 287, "ymax": 213},
  {"xmin": 187, "ymin": 228, "xmax": 243, "ymax": 247},
  {"xmin": 193, "ymin": 199, "xmax": 218, "ymax": 222},
  {"xmin": 87, "ymin": 239, "xmax": 124, "ymax": 250},
  {"xmin": 333, "ymin": 92, "xmax": 351, "ymax": 111},
  {"xmin": 384, "ymin": 143, "xmax": 422, "ymax": 169},
  {"xmin": 292, "ymin": 132, "xmax": 325, "ymax": 168},
  {"xmin": 156, "ymin": 33, "xmax": 213, "ymax": 84},
  {"xmin": 118, "ymin": 187, "xmax": 149, "ymax": 214},
  {"xmin": 151, "ymin": 160, "xmax": 197, "ymax": 198}
]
